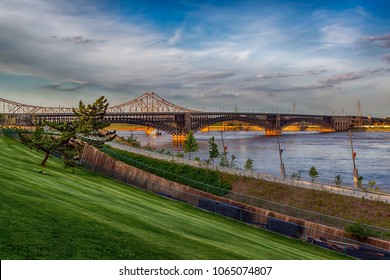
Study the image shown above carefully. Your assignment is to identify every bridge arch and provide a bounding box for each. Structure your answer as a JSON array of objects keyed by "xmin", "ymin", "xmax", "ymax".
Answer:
[
  {"xmin": 280, "ymin": 118, "xmax": 335, "ymax": 132},
  {"xmin": 190, "ymin": 115, "xmax": 273, "ymax": 133}
]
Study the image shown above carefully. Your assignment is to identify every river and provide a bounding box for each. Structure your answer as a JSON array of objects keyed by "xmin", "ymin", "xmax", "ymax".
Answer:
[{"xmin": 116, "ymin": 130, "xmax": 390, "ymax": 191}]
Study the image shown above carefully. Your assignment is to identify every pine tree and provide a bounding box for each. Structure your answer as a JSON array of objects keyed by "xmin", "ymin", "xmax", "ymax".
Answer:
[{"xmin": 19, "ymin": 96, "xmax": 115, "ymax": 168}]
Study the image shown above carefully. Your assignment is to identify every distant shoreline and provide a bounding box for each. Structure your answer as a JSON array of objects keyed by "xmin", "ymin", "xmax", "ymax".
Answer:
[{"xmin": 351, "ymin": 126, "xmax": 390, "ymax": 132}]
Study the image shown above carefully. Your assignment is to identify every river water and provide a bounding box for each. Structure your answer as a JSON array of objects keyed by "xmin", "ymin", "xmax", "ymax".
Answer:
[{"xmin": 116, "ymin": 130, "xmax": 390, "ymax": 191}]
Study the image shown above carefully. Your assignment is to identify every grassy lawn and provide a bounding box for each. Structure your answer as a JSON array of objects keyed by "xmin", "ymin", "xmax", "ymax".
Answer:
[{"xmin": 0, "ymin": 136, "xmax": 351, "ymax": 259}]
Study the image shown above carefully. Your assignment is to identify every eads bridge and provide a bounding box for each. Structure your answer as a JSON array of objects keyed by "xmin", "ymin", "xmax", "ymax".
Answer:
[{"xmin": 1, "ymin": 92, "xmax": 360, "ymax": 139}]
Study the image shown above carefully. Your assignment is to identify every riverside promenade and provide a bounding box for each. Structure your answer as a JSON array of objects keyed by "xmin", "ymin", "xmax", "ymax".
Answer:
[{"xmin": 107, "ymin": 141, "xmax": 390, "ymax": 204}]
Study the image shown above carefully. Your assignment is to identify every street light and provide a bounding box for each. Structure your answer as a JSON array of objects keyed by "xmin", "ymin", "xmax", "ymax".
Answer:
[
  {"xmin": 220, "ymin": 130, "xmax": 228, "ymax": 163},
  {"xmin": 349, "ymin": 130, "xmax": 359, "ymax": 187},
  {"xmin": 277, "ymin": 134, "xmax": 286, "ymax": 179}
]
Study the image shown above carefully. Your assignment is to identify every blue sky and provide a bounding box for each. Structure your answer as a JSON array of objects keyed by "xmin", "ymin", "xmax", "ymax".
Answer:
[{"xmin": 0, "ymin": 0, "xmax": 389, "ymax": 116}]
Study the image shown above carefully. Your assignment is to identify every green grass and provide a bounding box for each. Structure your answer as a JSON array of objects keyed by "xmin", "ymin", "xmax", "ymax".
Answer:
[
  {"xmin": 102, "ymin": 145, "xmax": 231, "ymax": 195},
  {"xmin": 0, "ymin": 136, "xmax": 351, "ymax": 259}
]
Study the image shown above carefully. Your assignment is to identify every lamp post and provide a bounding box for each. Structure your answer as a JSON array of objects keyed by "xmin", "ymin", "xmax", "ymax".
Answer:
[
  {"xmin": 349, "ymin": 130, "xmax": 359, "ymax": 187},
  {"xmin": 220, "ymin": 130, "xmax": 228, "ymax": 163},
  {"xmin": 277, "ymin": 134, "xmax": 286, "ymax": 179}
]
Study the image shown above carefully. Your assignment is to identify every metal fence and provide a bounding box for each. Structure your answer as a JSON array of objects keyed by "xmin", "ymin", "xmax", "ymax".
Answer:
[
  {"xmin": 81, "ymin": 159, "xmax": 390, "ymax": 260},
  {"xmin": 102, "ymin": 145, "xmax": 390, "ymax": 241}
]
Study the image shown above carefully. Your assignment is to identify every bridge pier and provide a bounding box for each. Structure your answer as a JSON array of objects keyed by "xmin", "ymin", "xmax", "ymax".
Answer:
[
  {"xmin": 172, "ymin": 133, "xmax": 186, "ymax": 142},
  {"xmin": 319, "ymin": 127, "xmax": 336, "ymax": 133},
  {"xmin": 265, "ymin": 129, "xmax": 281, "ymax": 136}
]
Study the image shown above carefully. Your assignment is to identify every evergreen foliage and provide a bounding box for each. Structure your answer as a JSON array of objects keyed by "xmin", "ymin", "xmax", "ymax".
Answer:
[
  {"xmin": 308, "ymin": 166, "xmax": 319, "ymax": 183},
  {"xmin": 19, "ymin": 96, "xmax": 115, "ymax": 169}
]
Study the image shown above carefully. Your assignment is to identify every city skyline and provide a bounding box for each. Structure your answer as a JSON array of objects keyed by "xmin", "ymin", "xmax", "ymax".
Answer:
[{"xmin": 0, "ymin": 0, "xmax": 389, "ymax": 116}]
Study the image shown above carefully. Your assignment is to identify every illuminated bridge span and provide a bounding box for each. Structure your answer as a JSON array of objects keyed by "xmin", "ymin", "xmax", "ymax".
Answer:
[{"xmin": 0, "ymin": 92, "xmax": 363, "ymax": 135}]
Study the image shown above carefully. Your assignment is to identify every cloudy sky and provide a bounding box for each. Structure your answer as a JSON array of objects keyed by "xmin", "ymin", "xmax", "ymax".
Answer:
[{"xmin": 0, "ymin": 0, "xmax": 389, "ymax": 116}]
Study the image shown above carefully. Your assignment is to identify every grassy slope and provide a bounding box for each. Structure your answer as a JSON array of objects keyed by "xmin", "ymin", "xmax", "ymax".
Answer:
[
  {"xmin": 0, "ymin": 136, "xmax": 351, "ymax": 259},
  {"xmin": 222, "ymin": 174, "xmax": 390, "ymax": 229}
]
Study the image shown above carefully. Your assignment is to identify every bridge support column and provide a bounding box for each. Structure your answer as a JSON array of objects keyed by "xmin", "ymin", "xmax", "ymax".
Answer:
[
  {"xmin": 172, "ymin": 133, "xmax": 186, "ymax": 142},
  {"xmin": 319, "ymin": 127, "xmax": 335, "ymax": 133},
  {"xmin": 265, "ymin": 129, "xmax": 281, "ymax": 136},
  {"xmin": 145, "ymin": 126, "xmax": 155, "ymax": 135}
]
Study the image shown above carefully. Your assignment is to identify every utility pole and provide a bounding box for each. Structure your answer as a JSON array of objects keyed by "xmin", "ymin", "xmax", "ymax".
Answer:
[
  {"xmin": 277, "ymin": 135, "xmax": 286, "ymax": 179},
  {"xmin": 349, "ymin": 130, "xmax": 359, "ymax": 187},
  {"xmin": 356, "ymin": 99, "xmax": 362, "ymax": 126}
]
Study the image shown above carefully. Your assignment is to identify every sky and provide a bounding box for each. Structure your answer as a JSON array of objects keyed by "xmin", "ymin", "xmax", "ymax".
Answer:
[{"xmin": 0, "ymin": 0, "xmax": 389, "ymax": 116}]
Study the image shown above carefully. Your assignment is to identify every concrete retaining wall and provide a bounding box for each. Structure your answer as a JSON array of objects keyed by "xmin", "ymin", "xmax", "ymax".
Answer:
[{"xmin": 81, "ymin": 144, "xmax": 390, "ymax": 251}]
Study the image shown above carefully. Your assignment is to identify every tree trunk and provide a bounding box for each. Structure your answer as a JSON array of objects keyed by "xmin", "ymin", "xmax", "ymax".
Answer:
[{"xmin": 41, "ymin": 151, "xmax": 50, "ymax": 166}]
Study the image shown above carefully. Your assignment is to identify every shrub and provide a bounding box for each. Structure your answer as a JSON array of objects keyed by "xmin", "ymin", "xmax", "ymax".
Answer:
[
  {"xmin": 344, "ymin": 222, "xmax": 372, "ymax": 241},
  {"xmin": 101, "ymin": 146, "xmax": 232, "ymax": 196}
]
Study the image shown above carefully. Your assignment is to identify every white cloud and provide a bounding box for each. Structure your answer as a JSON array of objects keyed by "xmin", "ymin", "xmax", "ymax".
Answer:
[
  {"xmin": 167, "ymin": 28, "xmax": 182, "ymax": 45},
  {"xmin": 320, "ymin": 24, "xmax": 361, "ymax": 46},
  {"xmin": 0, "ymin": 0, "xmax": 389, "ymax": 116}
]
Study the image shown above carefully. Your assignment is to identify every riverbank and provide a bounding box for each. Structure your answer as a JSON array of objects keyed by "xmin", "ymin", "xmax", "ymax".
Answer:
[
  {"xmin": 107, "ymin": 141, "xmax": 390, "ymax": 230},
  {"xmin": 351, "ymin": 125, "xmax": 390, "ymax": 132}
]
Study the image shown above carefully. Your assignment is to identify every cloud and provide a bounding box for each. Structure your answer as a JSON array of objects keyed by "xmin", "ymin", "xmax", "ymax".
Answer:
[
  {"xmin": 256, "ymin": 69, "xmax": 327, "ymax": 79},
  {"xmin": 320, "ymin": 24, "xmax": 361, "ymax": 47},
  {"xmin": 382, "ymin": 55, "xmax": 390, "ymax": 63},
  {"xmin": 257, "ymin": 72, "xmax": 301, "ymax": 79},
  {"xmin": 50, "ymin": 35, "xmax": 105, "ymax": 44},
  {"xmin": 318, "ymin": 72, "xmax": 365, "ymax": 85},
  {"xmin": 201, "ymin": 92, "xmax": 240, "ymax": 99},
  {"xmin": 361, "ymin": 34, "xmax": 390, "ymax": 48},
  {"xmin": 42, "ymin": 82, "xmax": 84, "ymax": 91},
  {"xmin": 167, "ymin": 28, "xmax": 182, "ymax": 46}
]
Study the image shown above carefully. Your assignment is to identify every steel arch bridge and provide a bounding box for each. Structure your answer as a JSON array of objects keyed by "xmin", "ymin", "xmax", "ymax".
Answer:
[{"xmin": 0, "ymin": 92, "xmax": 357, "ymax": 135}]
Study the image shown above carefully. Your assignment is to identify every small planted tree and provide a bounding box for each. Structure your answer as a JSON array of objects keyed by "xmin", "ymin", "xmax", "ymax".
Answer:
[
  {"xmin": 357, "ymin": 176, "xmax": 364, "ymax": 188},
  {"xmin": 368, "ymin": 180, "xmax": 377, "ymax": 191},
  {"xmin": 291, "ymin": 170, "xmax": 303, "ymax": 181},
  {"xmin": 219, "ymin": 154, "xmax": 229, "ymax": 167},
  {"xmin": 244, "ymin": 158, "xmax": 254, "ymax": 172},
  {"xmin": 230, "ymin": 154, "xmax": 236, "ymax": 168},
  {"xmin": 335, "ymin": 174, "xmax": 342, "ymax": 187},
  {"xmin": 183, "ymin": 130, "xmax": 199, "ymax": 160},
  {"xmin": 125, "ymin": 133, "xmax": 141, "ymax": 147},
  {"xmin": 208, "ymin": 136, "xmax": 220, "ymax": 164},
  {"xmin": 308, "ymin": 166, "xmax": 319, "ymax": 183}
]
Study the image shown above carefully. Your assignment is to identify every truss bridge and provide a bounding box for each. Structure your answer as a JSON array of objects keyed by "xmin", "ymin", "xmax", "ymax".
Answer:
[{"xmin": 0, "ymin": 92, "xmax": 364, "ymax": 136}]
